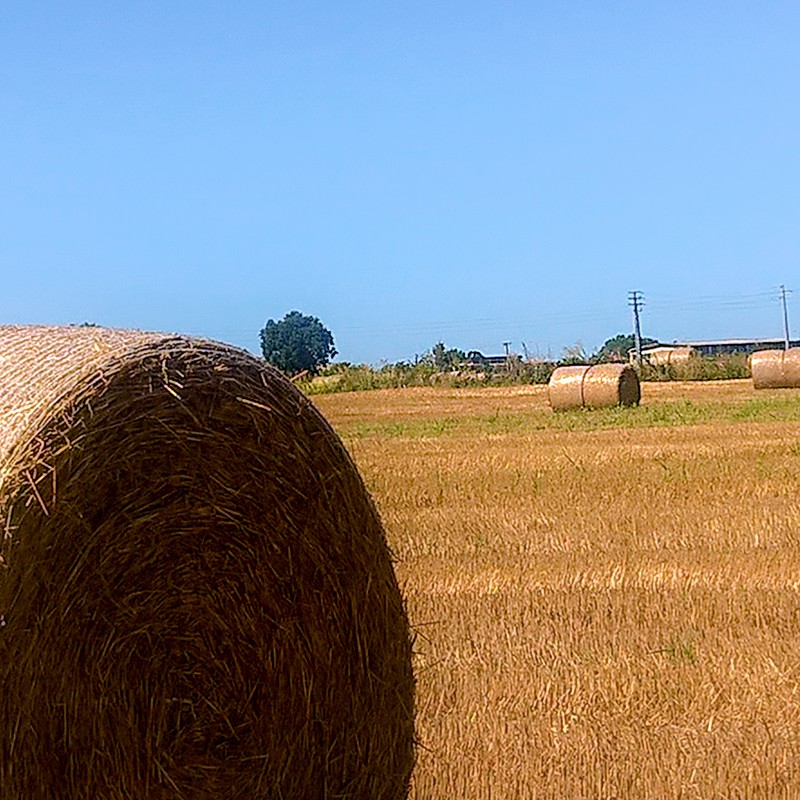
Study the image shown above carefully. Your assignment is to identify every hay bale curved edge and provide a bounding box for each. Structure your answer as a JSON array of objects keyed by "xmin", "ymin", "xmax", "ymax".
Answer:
[
  {"xmin": 751, "ymin": 348, "xmax": 800, "ymax": 389},
  {"xmin": 547, "ymin": 365, "xmax": 590, "ymax": 410},
  {"xmin": 751, "ymin": 349, "xmax": 785, "ymax": 389},
  {"xmin": 0, "ymin": 325, "xmax": 414, "ymax": 800}
]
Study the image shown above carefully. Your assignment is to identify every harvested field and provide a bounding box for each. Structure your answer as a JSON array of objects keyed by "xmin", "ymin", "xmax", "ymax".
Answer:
[{"xmin": 314, "ymin": 379, "xmax": 800, "ymax": 799}]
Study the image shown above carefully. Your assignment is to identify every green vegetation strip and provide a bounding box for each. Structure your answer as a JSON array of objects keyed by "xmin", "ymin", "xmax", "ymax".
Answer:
[{"xmin": 337, "ymin": 397, "xmax": 800, "ymax": 440}]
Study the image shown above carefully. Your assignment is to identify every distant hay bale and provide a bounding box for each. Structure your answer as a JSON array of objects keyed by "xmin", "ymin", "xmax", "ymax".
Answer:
[
  {"xmin": 644, "ymin": 346, "xmax": 694, "ymax": 366},
  {"xmin": 548, "ymin": 363, "xmax": 640, "ymax": 410},
  {"xmin": 785, "ymin": 350, "xmax": 800, "ymax": 387},
  {"xmin": 751, "ymin": 349, "xmax": 784, "ymax": 388},
  {"xmin": 664, "ymin": 347, "xmax": 694, "ymax": 366},
  {"xmin": 752, "ymin": 348, "xmax": 800, "ymax": 389},
  {"xmin": 0, "ymin": 325, "xmax": 414, "ymax": 800}
]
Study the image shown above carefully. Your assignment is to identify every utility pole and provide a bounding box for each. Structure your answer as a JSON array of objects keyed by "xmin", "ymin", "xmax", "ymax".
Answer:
[
  {"xmin": 503, "ymin": 341, "xmax": 512, "ymax": 370},
  {"xmin": 780, "ymin": 285, "xmax": 792, "ymax": 350},
  {"xmin": 628, "ymin": 291, "xmax": 644, "ymax": 366}
]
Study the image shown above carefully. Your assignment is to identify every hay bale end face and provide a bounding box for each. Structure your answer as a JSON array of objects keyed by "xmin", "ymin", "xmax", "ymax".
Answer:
[
  {"xmin": 752, "ymin": 348, "xmax": 800, "ymax": 389},
  {"xmin": 0, "ymin": 326, "xmax": 414, "ymax": 800},
  {"xmin": 548, "ymin": 363, "xmax": 640, "ymax": 410}
]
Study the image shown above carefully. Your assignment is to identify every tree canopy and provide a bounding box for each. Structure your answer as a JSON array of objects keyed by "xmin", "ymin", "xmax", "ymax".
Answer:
[
  {"xmin": 596, "ymin": 333, "xmax": 658, "ymax": 361},
  {"xmin": 260, "ymin": 311, "xmax": 337, "ymax": 376},
  {"xmin": 429, "ymin": 342, "xmax": 466, "ymax": 370}
]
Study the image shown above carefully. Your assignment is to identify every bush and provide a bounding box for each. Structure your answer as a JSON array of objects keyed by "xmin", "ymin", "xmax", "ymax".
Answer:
[
  {"xmin": 298, "ymin": 361, "xmax": 556, "ymax": 395},
  {"xmin": 297, "ymin": 354, "xmax": 753, "ymax": 395},
  {"xmin": 639, "ymin": 354, "xmax": 750, "ymax": 382}
]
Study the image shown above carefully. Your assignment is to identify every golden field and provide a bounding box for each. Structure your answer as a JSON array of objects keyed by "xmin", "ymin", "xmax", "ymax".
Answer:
[{"xmin": 314, "ymin": 380, "xmax": 800, "ymax": 799}]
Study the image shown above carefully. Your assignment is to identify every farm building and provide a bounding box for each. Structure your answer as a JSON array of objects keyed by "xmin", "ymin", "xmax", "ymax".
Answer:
[
  {"xmin": 634, "ymin": 338, "xmax": 800, "ymax": 364},
  {"xmin": 466, "ymin": 351, "xmax": 523, "ymax": 368}
]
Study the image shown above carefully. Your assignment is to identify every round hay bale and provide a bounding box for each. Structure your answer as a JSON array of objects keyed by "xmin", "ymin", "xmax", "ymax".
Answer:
[
  {"xmin": 665, "ymin": 347, "xmax": 694, "ymax": 366},
  {"xmin": 782, "ymin": 349, "xmax": 800, "ymax": 387},
  {"xmin": 751, "ymin": 348, "xmax": 800, "ymax": 389},
  {"xmin": 643, "ymin": 346, "xmax": 694, "ymax": 366},
  {"xmin": 751, "ymin": 349, "xmax": 785, "ymax": 389},
  {"xmin": 548, "ymin": 363, "xmax": 640, "ymax": 410},
  {"xmin": 583, "ymin": 363, "xmax": 640, "ymax": 408},
  {"xmin": 0, "ymin": 325, "xmax": 414, "ymax": 800},
  {"xmin": 547, "ymin": 365, "xmax": 590, "ymax": 410}
]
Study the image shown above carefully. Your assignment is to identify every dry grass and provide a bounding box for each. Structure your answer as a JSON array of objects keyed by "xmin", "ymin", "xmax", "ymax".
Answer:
[{"xmin": 314, "ymin": 380, "xmax": 800, "ymax": 799}]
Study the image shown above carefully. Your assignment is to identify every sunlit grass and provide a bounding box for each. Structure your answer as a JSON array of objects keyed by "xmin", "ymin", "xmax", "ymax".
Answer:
[{"xmin": 339, "ymin": 395, "xmax": 800, "ymax": 439}]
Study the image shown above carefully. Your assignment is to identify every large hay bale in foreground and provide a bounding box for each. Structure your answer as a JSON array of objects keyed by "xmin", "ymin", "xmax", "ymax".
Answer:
[
  {"xmin": 0, "ymin": 325, "xmax": 414, "ymax": 800},
  {"xmin": 752, "ymin": 348, "xmax": 800, "ymax": 389},
  {"xmin": 548, "ymin": 363, "xmax": 640, "ymax": 410}
]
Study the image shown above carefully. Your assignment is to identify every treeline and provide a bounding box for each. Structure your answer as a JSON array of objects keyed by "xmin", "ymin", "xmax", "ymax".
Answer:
[
  {"xmin": 297, "ymin": 351, "xmax": 751, "ymax": 395},
  {"xmin": 639, "ymin": 353, "xmax": 750, "ymax": 382},
  {"xmin": 259, "ymin": 315, "xmax": 752, "ymax": 394},
  {"xmin": 298, "ymin": 359, "xmax": 554, "ymax": 394}
]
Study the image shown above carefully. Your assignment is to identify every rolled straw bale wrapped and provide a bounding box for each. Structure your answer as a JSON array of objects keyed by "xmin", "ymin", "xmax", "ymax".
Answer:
[
  {"xmin": 752, "ymin": 348, "xmax": 800, "ymax": 389},
  {"xmin": 0, "ymin": 325, "xmax": 414, "ymax": 800},
  {"xmin": 548, "ymin": 363, "xmax": 640, "ymax": 410}
]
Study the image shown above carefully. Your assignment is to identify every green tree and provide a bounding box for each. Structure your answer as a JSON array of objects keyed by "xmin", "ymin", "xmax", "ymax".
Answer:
[
  {"xmin": 430, "ymin": 342, "xmax": 466, "ymax": 370},
  {"xmin": 596, "ymin": 333, "xmax": 658, "ymax": 362},
  {"xmin": 260, "ymin": 311, "xmax": 337, "ymax": 375}
]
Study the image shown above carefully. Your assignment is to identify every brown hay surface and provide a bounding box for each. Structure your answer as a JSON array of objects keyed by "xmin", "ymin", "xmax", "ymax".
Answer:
[
  {"xmin": 0, "ymin": 325, "xmax": 414, "ymax": 799},
  {"xmin": 548, "ymin": 363, "xmax": 640, "ymax": 410},
  {"xmin": 751, "ymin": 348, "xmax": 800, "ymax": 389},
  {"xmin": 751, "ymin": 349, "xmax": 784, "ymax": 389},
  {"xmin": 547, "ymin": 366, "xmax": 590, "ymax": 411},
  {"xmin": 783, "ymin": 349, "xmax": 800, "ymax": 387},
  {"xmin": 584, "ymin": 363, "xmax": 640, "ymax": 408}
]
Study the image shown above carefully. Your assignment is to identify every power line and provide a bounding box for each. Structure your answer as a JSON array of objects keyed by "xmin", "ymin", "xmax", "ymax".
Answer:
[{"xmin": 193, "ymin": 286, "xmax": 794, "ymax": 355}]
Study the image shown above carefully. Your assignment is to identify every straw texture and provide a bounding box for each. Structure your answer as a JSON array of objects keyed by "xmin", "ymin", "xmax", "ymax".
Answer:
[
  {"xmin": 548, "ymin": 363, "xmax": 640, "ymax": 410},
  {"xmin": 546, "ymin": 366, "xmax": 588, "ymax": 411},
  {"xmin": 751, "ymin": 348, "xmax": 800, "ymax": 389},
  {"xmin": 0, "ymin": 325, "xmax": 414, "ymax": 800}
]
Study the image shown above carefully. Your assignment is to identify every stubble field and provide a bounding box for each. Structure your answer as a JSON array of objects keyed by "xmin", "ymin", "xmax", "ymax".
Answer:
[{"xmin": 313, "ymin": 380, "xmax": 800, "ymax": 799}]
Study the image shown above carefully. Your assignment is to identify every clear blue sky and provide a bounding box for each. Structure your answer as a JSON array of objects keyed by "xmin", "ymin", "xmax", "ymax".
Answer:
[{"xmin": 2, "ymin": 1, "xmax": 798, "ymax": 363}]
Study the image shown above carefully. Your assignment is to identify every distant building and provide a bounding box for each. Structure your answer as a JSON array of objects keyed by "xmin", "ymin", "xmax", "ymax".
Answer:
[
  {"xmin": 633, "ymin": 338, "xmax": 800, "ymax": 364},
  {"xmin": 466, "ymin": 350, "xmax": 522, "ymax": 368}
]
